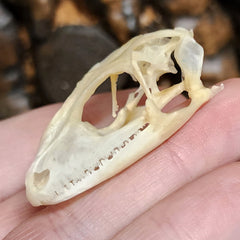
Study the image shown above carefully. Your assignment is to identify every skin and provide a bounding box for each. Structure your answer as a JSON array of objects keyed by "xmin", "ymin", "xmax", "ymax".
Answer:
[{"xmin": 0, "ymin": 78, "xmax": 240, "ymax": 240}]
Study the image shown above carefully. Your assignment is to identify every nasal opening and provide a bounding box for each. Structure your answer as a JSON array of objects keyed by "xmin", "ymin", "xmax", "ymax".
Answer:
[{"xmin": 33, "ymin": 169, "xmax": 50, "ymax": 190}]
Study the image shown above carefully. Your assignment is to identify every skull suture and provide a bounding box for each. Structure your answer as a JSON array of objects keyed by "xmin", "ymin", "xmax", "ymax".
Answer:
[{"xmin": 25, "ymin": 28, "xmax": 223, "ymax": 206}]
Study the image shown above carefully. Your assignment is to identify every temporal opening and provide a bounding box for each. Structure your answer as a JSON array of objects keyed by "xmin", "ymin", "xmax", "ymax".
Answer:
[{"xmin": 161, "ymin": 91, "xmax": 191, "ymax": 113}]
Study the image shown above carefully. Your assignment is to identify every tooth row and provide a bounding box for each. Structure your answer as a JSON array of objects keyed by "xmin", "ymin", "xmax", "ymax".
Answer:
[{"xmin": 61, "ymin": 123, "xmax": 150, "ymax": 190}]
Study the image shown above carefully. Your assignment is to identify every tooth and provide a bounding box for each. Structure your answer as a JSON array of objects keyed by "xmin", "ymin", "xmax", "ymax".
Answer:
[{"xmin": 25, "ymin": 28, "xmax": 223, "ymax": 206}]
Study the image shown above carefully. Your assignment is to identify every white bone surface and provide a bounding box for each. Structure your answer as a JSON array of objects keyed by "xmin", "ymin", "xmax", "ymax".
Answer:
[{"xmin": 25, "ymin": 28, "xmax": 223, "ymax": 206}]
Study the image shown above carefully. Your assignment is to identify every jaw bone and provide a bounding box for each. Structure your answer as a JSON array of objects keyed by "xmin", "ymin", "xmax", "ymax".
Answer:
[{"xmin": 25, "ymin": 28, "xmax": 223, "ymax": 206}]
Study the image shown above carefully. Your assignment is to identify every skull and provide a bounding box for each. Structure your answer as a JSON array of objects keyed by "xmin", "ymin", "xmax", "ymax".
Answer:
[{"xmin": 25, "ymin": 28, "xmax": 223, "ymax": 206}]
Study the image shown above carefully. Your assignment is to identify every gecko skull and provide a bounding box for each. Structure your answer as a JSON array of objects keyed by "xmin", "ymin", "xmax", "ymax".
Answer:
[{"xmin": 25, "ymin": 28, "xmax": 223, "ymax": 206}]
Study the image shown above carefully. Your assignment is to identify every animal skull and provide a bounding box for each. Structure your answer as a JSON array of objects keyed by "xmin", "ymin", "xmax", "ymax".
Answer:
[{"xmin": 25, "ymin": 28, "xmax": 223, "ymax": 206}]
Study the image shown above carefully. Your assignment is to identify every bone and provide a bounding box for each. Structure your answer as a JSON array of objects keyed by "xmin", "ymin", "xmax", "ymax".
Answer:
[{"xmin": 25, "ymin": 28, "xmax": 223, "ymax": 206}]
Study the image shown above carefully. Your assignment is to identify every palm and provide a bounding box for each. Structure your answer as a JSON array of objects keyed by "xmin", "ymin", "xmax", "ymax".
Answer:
[{"xmin": 1, "ymin": 79, "xmax": 240, "ymax": 240}]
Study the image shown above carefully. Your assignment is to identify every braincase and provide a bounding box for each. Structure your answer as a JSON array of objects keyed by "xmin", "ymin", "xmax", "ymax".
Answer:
[
  {"xmin": 133, "ymin": 37, "xmax": 178, "ymax": 70},
  {"xmin": 131, "ymin": 37, "xmax": 178, "ymax": 89}
]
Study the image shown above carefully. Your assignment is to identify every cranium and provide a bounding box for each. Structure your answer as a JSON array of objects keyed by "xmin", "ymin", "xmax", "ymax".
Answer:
[{"xmin": 25, "ymin": 28, "xmax": 223, "ymax": 206}]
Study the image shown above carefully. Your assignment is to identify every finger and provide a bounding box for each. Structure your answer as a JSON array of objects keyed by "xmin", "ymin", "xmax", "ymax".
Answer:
[
  {"xmin": 113, "ymin": 162, "xmax": 240, "ymax": 240},
  {"xmin": 4, "ymin": 79, "xmax": 240, "ymax": 240},
  {"xmin": 0, "ymin": 104, "xmax": 61, "ymax": 202},
  {"xmin": 0, "ymin": 191, "xmax": 43, "ymax": 239}
]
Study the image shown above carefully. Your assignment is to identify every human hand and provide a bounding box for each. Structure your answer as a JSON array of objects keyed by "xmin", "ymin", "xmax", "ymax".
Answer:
[{"xmin": 1, "ymin": 78, "xmax": 240, "ymax": 240}]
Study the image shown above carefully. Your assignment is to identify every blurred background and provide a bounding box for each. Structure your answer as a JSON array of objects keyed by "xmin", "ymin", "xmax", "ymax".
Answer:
[{"xmin": 0, "ymin": 0, "xmax": 239, "ymax": 119}]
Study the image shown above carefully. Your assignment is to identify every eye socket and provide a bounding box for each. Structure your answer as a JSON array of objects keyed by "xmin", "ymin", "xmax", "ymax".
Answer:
[
  {"xmin": 82, "ymin": 72, "xmax": 138, "ymax": 129},
  {"xmin": 34, "ymin": 169, "xmax": 50, "ymax": 190}
]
